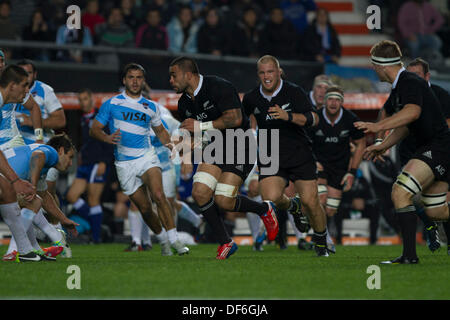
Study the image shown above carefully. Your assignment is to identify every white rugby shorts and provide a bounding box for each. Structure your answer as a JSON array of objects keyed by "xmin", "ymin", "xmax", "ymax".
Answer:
[{"xmin": 115, "ymin": 149, "xmax": 161, "ymax": 196}]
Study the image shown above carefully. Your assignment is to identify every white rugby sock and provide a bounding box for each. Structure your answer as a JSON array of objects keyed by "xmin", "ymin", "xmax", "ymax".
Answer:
[
  {"xmin": 140, "ymin": 213, "xmax": 152, "ymax": 246},
  {"xmin": 6, "ymin": 208, "xmax": 35, "ymax": 254},
  {"xmin": 0, "ymin": 202, "xmax": 34, "ymax": 254},
  {"xmin": 247, "ymin": 212, "xmax": 261, "ymax": 241},
  {"xmin": 155, "ymin": 227, "xmax": 168, "ymax": 244},
  {"xmin": 27, "ymin": 226, "xmax": 41, "ymax": 251},
  {"xmin": 167, "ymin": 228, "xmax": 178, "ymax": 244},
  {"xmin": 177, "ymin": 201, "xmax": 202, "ymax": 228},
  {"xmin": 128, "ymin": 209, "xmax": 142, "ymax": 244},
  {"xmin": 33, "ymin": 210, "xmax": 62, "ymax": 243}
]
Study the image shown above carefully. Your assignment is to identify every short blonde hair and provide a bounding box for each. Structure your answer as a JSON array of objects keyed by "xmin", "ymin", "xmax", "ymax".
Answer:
[{"xmin": 257, "ymin": 55, "xmax": 280, "ymax": 69}]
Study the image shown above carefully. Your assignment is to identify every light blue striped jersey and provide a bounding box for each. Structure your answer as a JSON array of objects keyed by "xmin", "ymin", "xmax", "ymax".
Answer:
[
  {"xmin": 95, "ymin": 93, "xmax": 162, "ymax": 161},
  {"xmin": 150, "ymin": 104, "xmax": 180, "ymax": 172},
  {"xmin": 15, "ymin": 80, "xmax": 62, "ymax": 144},
  {"xmin": 0, "ymin": 102, "xmax": 20, "ymax": 148},
  {"xmin": 3, "ymin": 144, "xmax": 58, "ymax": 181}
]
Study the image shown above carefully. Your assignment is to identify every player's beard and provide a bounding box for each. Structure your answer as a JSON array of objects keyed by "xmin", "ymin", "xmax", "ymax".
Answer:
[{"xmin": 126, "ymin": 84, "xmax": 143, "ymax": 97}]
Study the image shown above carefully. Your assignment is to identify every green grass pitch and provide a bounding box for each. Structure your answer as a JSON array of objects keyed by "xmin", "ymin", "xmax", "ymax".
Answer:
[{"xmin": 1, "ymin": 243, "xmax": 449, "ymax": 300}]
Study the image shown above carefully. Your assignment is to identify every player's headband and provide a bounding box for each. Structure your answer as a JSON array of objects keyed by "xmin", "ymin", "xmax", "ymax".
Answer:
[
  {"xmin": 371, "ymin": 55, "xmax": 401, "ymax": 66},
  {"xmin": 325, "ymin": 92, "xmax": 344, "ymax": 101},
  {"xmin": 314, "ymin": 79, "xmax": 331, "ymax": 87}
]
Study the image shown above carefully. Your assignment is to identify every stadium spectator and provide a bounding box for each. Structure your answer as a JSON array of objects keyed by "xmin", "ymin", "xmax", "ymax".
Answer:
[
  {"xmin": 280, "ymin": 0, "xmax": 317, "ymax": 35},
  {"xmin": 302, "ymin": 7, "xmax": 341, "ymax": 64},
  {"xmin": 95, "ymin": 7, "xmax": 134, "ymax": 47},
  {"xmin": 0, "ymin": 1, "xmax": 19, "ymax": 40},
  {"xmin": 120, "ymin": 0, "xmax": 140, "ymax": 32},
  {"xmin": 94, "ymin": 7, "xmax": 134, "ymax": 66},
  {"xmin": 229, "ymin": 0, "xmax": 263, "ymax": 22},
  {"xmin": 81, "ymin": 0, "xmax": 105, "ymax": 38},
  {"xmin": 167, "ymin": 5, "xmax": 199, "ymax": 54},
  {"xmin": 149, "ymin": 0, "xmax": 177, "ymax": 26},
  {"xmin": 189, "ymin": 0, "xmax": 209, "ymax": 20},
  {"xmin": 397, "ymin": 0, "xmax": 444, "ymax": 59},
  {"xmin": 135, "ymin": 7, "xmax": 168, "ymax": 50},
  {"xmin": 258, "ymin": 7, "xmax": 298, "ymax": 60},
  {"xmin": 197, "ymin": 6, "xmax": 229, "ymax": 56},
  {"xmin": 22, "ymin": 9, "xmax": 52, "ymax": 61},
  {"xmin": 229, "ymin": 6, "xmax": 263, "ymax": 58},
  {"xmin": 56, "ymin": 12, "xmax": 93, "ymax": 63}
]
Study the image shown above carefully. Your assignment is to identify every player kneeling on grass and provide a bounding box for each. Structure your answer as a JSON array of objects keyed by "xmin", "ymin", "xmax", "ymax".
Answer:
[{"xmin": 2, "ymin": 134, "xmax": 79, "ymax": 262}]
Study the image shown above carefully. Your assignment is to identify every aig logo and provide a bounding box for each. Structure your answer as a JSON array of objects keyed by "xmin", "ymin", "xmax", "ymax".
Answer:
[
  {"xmin": 325, "ymin": 137, "xmax": 338, "ymax": 143},
  {"xmin": 66, "ymin": 5, "xmax": 81, "ymax": 30}
]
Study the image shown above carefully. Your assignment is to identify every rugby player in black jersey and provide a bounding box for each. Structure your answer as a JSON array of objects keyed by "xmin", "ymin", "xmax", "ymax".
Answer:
[
  {"xmin": 307, "ymin": 74, "xmax": 332, "ymax": 110},
  {"xmin": 309, "ymin": 85, "xmax": 366, "ymax": 252},
  {"xmin": 242, "ymin": 55, "xmax": 330, "ymax": 257},
  {"xmin": 406, "ymin": 58, "xmax": 450, "ymax": 255},
  {"xmin": 356, "ymin": 40, "xmax": 450, "ymax": 264},
  {"xmin": 168, "ymin": 56, "xmax": 279, "ymax": 260}
]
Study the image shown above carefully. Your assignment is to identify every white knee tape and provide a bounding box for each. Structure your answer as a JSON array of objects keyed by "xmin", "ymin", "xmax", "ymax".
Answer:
[
  {"xmin": 318, "ymin": 184, "xmax": 327, "ymax": 195},
  {"xmin": 395, "ymin": 171, "xmax": 422, "ymax": 195},
  {"xmin": 326, "ymin": 197, "xmax": 341, "ymax": 210},
  {"xmin": 215, "ymin": 183, "xmax": 239, "ymax": 198},
  {"xmin": 421, "ymin": 193, "xmax": 447, "ymax": 209},
  {"xmin": 193, "ymin": 171, "xmax": 218, "ymax": 191}
]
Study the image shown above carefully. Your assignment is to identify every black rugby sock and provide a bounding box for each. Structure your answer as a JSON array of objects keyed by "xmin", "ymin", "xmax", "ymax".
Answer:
[
  {"xmin": 233, "ymin": 195, "xmax": 269, "ymax": 216},
  {"xmin": 397, "ymin": 206, "xmax": 418, "ymax": 259},
  {"xmin": 415, "ymin": 206, "xmax": 433, "ymax": 229},
  {"xmin": 199, "ymin": 198, "xmax": 231, "ymax": 245}
]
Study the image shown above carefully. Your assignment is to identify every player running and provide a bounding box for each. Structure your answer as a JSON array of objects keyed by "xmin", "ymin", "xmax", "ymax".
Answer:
[
  {"xmin": 169, "ymin": 56, "xmax": 279, "ymax": 259},
  {"xmin": 308, "ymin": 85, "xmax": 366, "ymax": 252},
  {"xmin": 406, "ymin": 58, "xmax": 450, "ymax": 254},
  {"xmin": 242, "ymin": 55, "xmax": 330, "ymax": 256},
  {"xmin": 356, "ymin": 40, "xmax": 450, "ymax": 264},
  {"xmin": 90, "ymin": 63, "xmax": 189, "ymax": 256}
]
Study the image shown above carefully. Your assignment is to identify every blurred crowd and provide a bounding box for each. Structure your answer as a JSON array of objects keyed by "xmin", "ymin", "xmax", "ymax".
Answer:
[{"xmin": 0, "ymin": 0, "xmax": 447, "ymax": 65}]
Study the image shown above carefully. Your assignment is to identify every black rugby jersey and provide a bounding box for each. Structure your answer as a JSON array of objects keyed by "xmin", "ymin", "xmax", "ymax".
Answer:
[
  {"xmin": 383, "ymin": 70, "xmax": 450, "ymax": 149},
  {"xmin": 177, "ymin": 75, "xmax": 250, "ymax": 131},
  {"xmin": 308, "ymin": 106, "xmax": 364, "ymax": 169},
  {"xmin": 397, "ymin": 82, "xmax": 450, "ymax": 165},
  {"xmin": 242, "ymin": 80, "xmax": 316, "ymax": 167},
  {"xmin": 80, "ymin": 109, "xmax": 114, "ymax": 165}
]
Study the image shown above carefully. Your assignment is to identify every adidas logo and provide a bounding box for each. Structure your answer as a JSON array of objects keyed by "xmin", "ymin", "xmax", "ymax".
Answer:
[
  {"xmin": 254, "ymin": 107, "xmax": 260, "ymax": 115},
  {"xmin": 422, "ymin": 151, "xmax": 432, "ymax": 159},
  {"xmin": 316, "ymin": 129, "xmax": 324, "ymax": 136},
  {"xmin": 235, "ymin": 164, "xmax": 244, "ymax": 172}
]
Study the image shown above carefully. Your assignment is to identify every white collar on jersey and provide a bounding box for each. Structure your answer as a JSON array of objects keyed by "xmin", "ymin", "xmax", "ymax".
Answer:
[
  {"xmin": 322, "ymin": 105, "xmax": 343, "ymax": 126},
  {"xmin": 187, "ymin": 74, "xmax": 203, "ymax": 99},
  {"xmin": 392, "ymin": 67, "xmax": 406, "ymax": 89},
  {"xmin": 259, "ymin": 79, "xmax": 283, "ymax": 101},
  {"xmin": 123, "ymin": 91, "xmax": 143, "ymax": 102},
  {"xmin": 309, "ymin": 90, "xmax": 316, "ymax": 107}
]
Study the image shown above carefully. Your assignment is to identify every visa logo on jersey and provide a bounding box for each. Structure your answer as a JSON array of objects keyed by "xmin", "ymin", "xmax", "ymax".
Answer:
[{"xmin": 121, "ymin": 112, "xmax": 147, "ymax": 122}]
